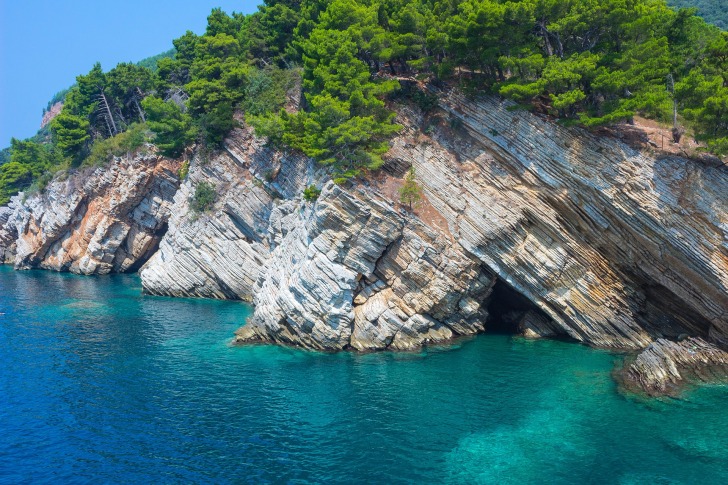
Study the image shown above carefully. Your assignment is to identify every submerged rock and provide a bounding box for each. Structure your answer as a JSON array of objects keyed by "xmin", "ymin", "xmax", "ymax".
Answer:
[{"xmin": 621, "ymin": 338, "xmax": 728, "ymax": 396}]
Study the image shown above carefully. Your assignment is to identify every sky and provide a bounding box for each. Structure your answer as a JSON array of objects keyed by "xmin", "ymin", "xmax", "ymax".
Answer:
[{"xmin": 0, "ymin": 0, "xmax": 261, "ymax": 147}]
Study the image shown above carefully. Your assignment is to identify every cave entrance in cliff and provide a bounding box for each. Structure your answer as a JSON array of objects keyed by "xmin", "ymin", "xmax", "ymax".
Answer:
[
  {"xmin": 484, "ymin": 279, "xmax": 546, "ymax": 335},
  {"xmin": 125, "ymin": 222, "xmax": 169, "ymax": 274}
]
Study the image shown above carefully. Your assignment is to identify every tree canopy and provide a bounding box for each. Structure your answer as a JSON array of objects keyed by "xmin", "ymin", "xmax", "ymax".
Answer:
[{"xmin": 3, "ymin": 0, "xmax": 728, "ymax": 206}]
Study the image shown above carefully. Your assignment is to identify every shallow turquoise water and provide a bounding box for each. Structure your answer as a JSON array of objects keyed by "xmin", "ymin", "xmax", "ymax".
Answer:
[{"xmin": 1, "ymin": 266, "xmax": 728, "ymax": 483}]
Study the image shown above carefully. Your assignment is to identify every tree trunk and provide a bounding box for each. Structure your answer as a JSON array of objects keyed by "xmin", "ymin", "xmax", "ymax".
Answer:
[
  {"xmin": 100, "ymin": 91, "xmax": 118, "ymax": 136},
  {"xmin": 538, "ymin": 20, "xmax": 554, "ymax": 57},
  {"xmin": 134, "ymin": 97, "xmax": 146, "ymax": 123}
]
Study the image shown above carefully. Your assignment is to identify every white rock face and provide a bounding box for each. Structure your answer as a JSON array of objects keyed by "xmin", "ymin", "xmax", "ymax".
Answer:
[
  {"xmin": 139, "ymin": 126, "xmax": 312, "ymax": 300},
  {"xmin": 0, "ymin": 152, "xmax": 180, "ymax": 274},
  {"xmin": 387, "ymin": 91, "xmax": 728, "ymax": 350},
  {"xmin": 234, "ymin": 183, "xmax": 497, "ymax": 350},
  {"xmin": 0, "ymin": 206, "xmax": 16, "ymax": 263}
]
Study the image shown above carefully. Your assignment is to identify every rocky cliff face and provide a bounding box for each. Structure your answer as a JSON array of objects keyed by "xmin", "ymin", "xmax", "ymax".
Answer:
[
  {"xmin": 138, "ymin": 126, "xmax": 311, "ymax": 300},
  {"xmin": 40, "ymin": 102, "xmax": 63, "ymax": 129},
  {"xmin": 391, "ymin": 92, "xmax": 727, "ymax": 353},
  {"xmin": 233, "ymin": 183, "xmax": 496, "ymax": 351},
  {"xmin": 2, "ymin": 90, "xmax": 727, "ymax": 395},
  {"xmin": 140, "ymin": 90, "xmax": 727, "ymax": 382},
  {"xmin": 233, "ymin": 92, "xmax": 725, "ymax": 359},
  {"xmin": 0, "ymin": 152, "xmax": 180, "ymax": 274}
]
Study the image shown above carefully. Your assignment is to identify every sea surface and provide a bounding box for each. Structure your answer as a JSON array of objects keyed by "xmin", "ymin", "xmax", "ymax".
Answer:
[{"xmin": 1, "ymin": 266, "xmax": 728, "ymax": 484}]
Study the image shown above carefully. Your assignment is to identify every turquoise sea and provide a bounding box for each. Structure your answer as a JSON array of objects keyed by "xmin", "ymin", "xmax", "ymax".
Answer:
[{"xmin": 1, "ymin": 265, "xmax": 728, "ymax": 483}]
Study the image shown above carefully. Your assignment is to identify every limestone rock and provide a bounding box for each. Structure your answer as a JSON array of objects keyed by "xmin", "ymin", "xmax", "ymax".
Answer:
[
  {"xmin": 236, "ymin": 183, "xmax": 404, "ymax": 350},
  {"xmin": 139, "ymin": 125, "xmax": 312, "ymax": 300},
  {"xmin": 517, "ymin": 310, "xmax": 562, "ymax": 339},
  {"xmin": 387, "ymin": 90, "xmax": 728, "ymax": 350},
  {"xmin": 350, "ymin": 220, "xmax": 496, "ymax": 351},
  {"xmin": 235, "ymin": 182, "xmax": 498, "ymax": 351},
  {"xmin": 1, "ymin": 152, "xmax": 180, "ymax": 274},
  {"xmin": 621, "ymin": 338, "xmax": 728, "ymax": 396},
  {"xmin": 0, "ymin": 205, "xmax": 17, "ymax": 263}
]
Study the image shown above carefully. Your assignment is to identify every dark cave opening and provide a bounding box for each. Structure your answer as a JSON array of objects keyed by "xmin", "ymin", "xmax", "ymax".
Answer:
[
  {"xmin": 484, "ymin": 279, "xmax": 551, "ymax": 335},
  {"xmin": 126, "ymin": 222, "xmax": 169, "ymax": 274}
]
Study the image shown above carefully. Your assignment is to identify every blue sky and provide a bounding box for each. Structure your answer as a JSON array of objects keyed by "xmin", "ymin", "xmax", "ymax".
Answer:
[{"xmin": 0, "ymin": 0, "xmax": 261, "ymax": 147}]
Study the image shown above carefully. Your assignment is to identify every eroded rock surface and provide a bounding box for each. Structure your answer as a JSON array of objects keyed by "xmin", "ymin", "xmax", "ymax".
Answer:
[
  {"xmin": 0, "ymin": 152, "xmax": 180, "ymax": 274},
  {"xmin": 234, "ymin": 183, "xmax": 498, "ymax": 350},
  {"xmin": 387, "ymin": 90, "xmax": 728, "ymax": 351},
  {"xmin": 139, "ymin": 126, "xmax": 311, "ymax": 300},
  {"xmin": 621, "ymin": 338, "xmax": 728, "ymax": 396}
]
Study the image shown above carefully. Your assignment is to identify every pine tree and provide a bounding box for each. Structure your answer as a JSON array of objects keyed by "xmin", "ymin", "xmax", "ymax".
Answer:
[{"xmin": 399, "ymin": 167, "xmax": 422, "ymax": 211}]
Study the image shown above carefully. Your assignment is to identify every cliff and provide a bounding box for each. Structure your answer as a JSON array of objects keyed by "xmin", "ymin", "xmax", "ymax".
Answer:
[
  {"xmin": 145, "ymin": 90, "xmax": 728, "ymax": 390},
  {"xmin": 1, "ymin": 90, "xmax": 726, "ymax": 395},
  {"xmin": 40, "ymin": 102, "xmax": 63, "ymax": 129},
  {"xmin": 0, "ymin": 151, "xmax": 180, "ymax": 274}
]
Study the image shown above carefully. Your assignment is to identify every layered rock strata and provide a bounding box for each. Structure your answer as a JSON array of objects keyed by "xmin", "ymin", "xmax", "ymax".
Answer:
[
  {"xmin": 140, "ymin": 89, "xmax": 726, "ymax": 365},
  {"xmin": 139, "ymin": 126, "xmax": 312, "ymax": 300},
  {"xmin": 0, "ymin": 152, "xmax": 180, "ymax": 274},
  {"xmin": 622, "ymin": 338, "xmax": 728, "ymax": 396},
  {"xmin": 234, "ymin": 183, "xmax": 497, "ymax": 351},
  {"xmin": 2, "ymin": 88, "xmax": 727, "ymax": 395},
  {"xmin": 387, "ymin": 91, "xmax": 727, "ymax": 350}
]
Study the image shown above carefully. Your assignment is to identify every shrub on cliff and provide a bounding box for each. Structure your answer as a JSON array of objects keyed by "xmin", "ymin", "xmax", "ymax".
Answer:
[
  {"xmin": 302, "ymin": 184, "xmax": 321, "ymax": 202},
  {"xmin": 84, "ymin": 123, "xmax": 148, "ymax": 167},
  {"xmin": 190, "ymin": 182, "xmax": 217, "ymax": 213},
  {"xmin": 399, "ymin": 167, "xmax": 422, "ymax": 211}
]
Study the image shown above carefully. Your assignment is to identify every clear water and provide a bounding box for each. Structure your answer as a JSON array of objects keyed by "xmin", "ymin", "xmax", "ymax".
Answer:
[{"xmin": 1, "ymin": 266, "xmax": 728, "ymax": 484}]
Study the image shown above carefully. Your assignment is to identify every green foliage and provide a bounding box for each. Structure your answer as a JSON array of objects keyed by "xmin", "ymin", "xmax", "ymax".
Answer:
[
  {"xmin": 136, "ymin": 48, "xmax": 176, "ymax": 72},
  {"xmin": 302, "ymin": 184, "xmax": 321, "ymax": 201},
  {"xmin": 0, "ymin": 162, "xmax": 33, "ymax": 206},
  {"xmin": 251, "ymin": 1, "xmax": 402, "ymax": 181},
  {"xmin": 190, "ymin": 181, "xmax": 217, "ymax": 213},
  {"xmin": 399, "ymin": 166, "xmax": 422, "ymax": 210},
  {"xmin": 243, "ymin": 67, "xmax": 299, "ymax": 116},
  {"xmin": 15, "ymin": 0, "xmax": 728, "ymax": 196},
  {"xmin": 178, "ymin": 160, "xmax": 190, "ymax": 180},
  {"xmin": 0, "ymin": 138, "xmax": 65, "ymax": 205},
  {"xmin": 667, "ymin": 0, "xmax": 728, "ymax": 30},
  {"xmin": 0, "ymin": 147, "xmax": 10, "ymax": 166},
  {"xmin": 142, "ymin": 97, "xmax": 197, "ymax": 158},
  {"xmin": 84, "ymin": 124, "xmax": 148, "ymax": 167},
  {"xmin": 50, "ymin": 112, "xmax": 90, "ymax": 159}
]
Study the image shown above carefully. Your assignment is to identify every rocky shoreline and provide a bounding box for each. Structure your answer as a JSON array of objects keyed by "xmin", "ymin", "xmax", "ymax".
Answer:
[{"xmin": 1, "ymin": 90, "xmax": 726, "ymax": 396}]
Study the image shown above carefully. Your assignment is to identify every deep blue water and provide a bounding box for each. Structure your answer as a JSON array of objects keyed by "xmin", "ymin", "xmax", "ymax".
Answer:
[{"xmin": 1, "ymin": 266, "xmax": 728, "ymax": 484}]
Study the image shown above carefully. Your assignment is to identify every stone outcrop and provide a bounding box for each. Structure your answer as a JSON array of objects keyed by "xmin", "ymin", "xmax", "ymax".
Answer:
[
  {"xmin": 234, "ymin": 183, "xmax": 498, "ymax": 351},
  {"xmin": 138, "ymin": 126, "xmax": 312, "ymax": 300},
  {"xmin": 0, "ymin": 151, "xmax": 180, "ymax": 274},
  {"xmin": 386, "ymin": 90, "xmax": 727, "ymax": 351},
  {"xmin": 621, "ymin": 338, "xmax": 728, "ymax": 396},
  {"xmin": 3, "ymin": 88, "xmax": 727, "ymax": 395},
  {"xmin": 40, "ymin": 102, "xmax": 63, "ymax": 129},
  {"xmin": 0, "ymin": 206, "xmax": 17, "ymax": 263}
]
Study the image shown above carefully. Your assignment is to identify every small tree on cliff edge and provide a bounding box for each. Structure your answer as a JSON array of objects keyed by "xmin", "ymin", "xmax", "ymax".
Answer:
[{"xmin": 399, "ymin": 167, "xmax": 422, "ymax": 211}]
